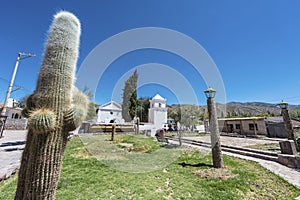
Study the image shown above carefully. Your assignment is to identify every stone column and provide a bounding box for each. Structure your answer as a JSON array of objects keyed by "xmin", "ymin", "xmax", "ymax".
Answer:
[
  {"xmin": 282, "ymin": 108, "xmax": 299, "ymax": 151},
  {"xmin": 207, "ymin": 97, "xmax": 224, "ymax": 168}
]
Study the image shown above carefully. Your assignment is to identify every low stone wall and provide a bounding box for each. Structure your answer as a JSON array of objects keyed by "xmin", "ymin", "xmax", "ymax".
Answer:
[
  {"xmin": 4, "ymin": 119, "xmax": 28, "ymax": 130},
  {"xmin": 278, "ymin": 154, "xmax": 300, "ymax": 169}
]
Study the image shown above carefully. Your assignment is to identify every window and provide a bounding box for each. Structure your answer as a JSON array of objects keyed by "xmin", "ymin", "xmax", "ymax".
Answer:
[
  {"xmin": 226, "ymin": 124, "xmax": 233, "ymax": 132},
  {"xmin": 249, "ymin": 123, "xmax": 258, "ymax": 131},
  {"xmin": 110, "ymin": 111, "xmax": 113, "ymax": 115},
  {"xmin": 235, "ymin": 124, "xmax": 241, "ymax": 129},
  {"xmin": 159, "ymin": 103, "xmax": 161, "ymax": 108}
]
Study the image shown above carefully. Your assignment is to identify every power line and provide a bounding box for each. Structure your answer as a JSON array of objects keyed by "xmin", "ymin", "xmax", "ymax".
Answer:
[
  {"xmin": 0, "ymin": 76, "xmax": 31, "ymax": 92},
  {"xmin": 1, "ymin": 52, "xmax": 35, "ymax": 116}
]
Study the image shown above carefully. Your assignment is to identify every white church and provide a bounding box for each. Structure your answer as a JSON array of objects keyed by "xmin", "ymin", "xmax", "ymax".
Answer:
[
  {"xmin": 96, "ymin": 94, "xmax": 168, "ymax": 130},
  {"xmin": 96, "ymin": 101, "xmax": 124, "ymax": 124},
  {"xmin": 148, "ymin": 94, "xmax": 168, "ymax": 129}
]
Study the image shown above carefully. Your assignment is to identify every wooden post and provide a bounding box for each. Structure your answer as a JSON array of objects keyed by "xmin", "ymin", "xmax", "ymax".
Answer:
[
  {"xmin": 225, "ymin": 120, "xmax": 229, "ymax": 133},
  {"xmin": 253, "ymin": 119, "xmax": 257, "ymax": 136},
  {"xmin": 207, "ymin": 97, "xmax": 224, "ymax": 168},
  {"xmin": 111, "ymin": 124, "xmax": 116, "ymax": 141},
  {"xmin": 177, "ymin": 122, "xmax": 182, "ymax": 146},
  {"xmin": 240, "ymin": 120, "xmax": 244, "ymax": 135},
  {"xmin": 136, "ymin": 117, "xmax": 140, "ymax": 134}
]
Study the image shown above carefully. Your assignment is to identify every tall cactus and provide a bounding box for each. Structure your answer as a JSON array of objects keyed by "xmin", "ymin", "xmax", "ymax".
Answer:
[{"xmin": 15, "ymin": 11, "xmax": 88, "ymax": 200}]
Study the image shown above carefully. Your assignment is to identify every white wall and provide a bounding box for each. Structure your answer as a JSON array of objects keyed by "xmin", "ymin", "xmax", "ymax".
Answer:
[
  {"xmin": 97, "ymin": 109, "xmax": 123, "ymax": 123},
  {"xmin": 5, "ymin": 108, "xmax": 22, "ymax": 119},
  {"xmin": 153, "ymin": 109, "xmax": 167, "ymax": 129},
  {"xmin": 148, "ymin": 94, "xmax": 168, "ymax": 129}
]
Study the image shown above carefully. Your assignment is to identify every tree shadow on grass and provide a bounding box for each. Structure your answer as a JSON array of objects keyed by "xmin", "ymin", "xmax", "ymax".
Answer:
[
  {"xmin": 163, "ymin": 143, "xmax": 181, "ymax": 149},
  {"xmin": 178, "ymin": 162, "xmax": 213, "ymax": 168}
]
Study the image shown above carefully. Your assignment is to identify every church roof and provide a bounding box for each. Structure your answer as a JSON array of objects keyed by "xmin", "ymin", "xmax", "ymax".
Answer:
[
  {"xmin": 152, "ymin": 94, "xmax": 165, "ymax": 100},
  {"xmin": 99, "ymin": 101, "xmax": 122, "ymax": 111}
]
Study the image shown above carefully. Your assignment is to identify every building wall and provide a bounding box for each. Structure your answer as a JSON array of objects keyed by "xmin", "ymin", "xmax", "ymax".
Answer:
[
  {"xmin": 148, "ymin": 108, "xmax": 154, "ymax": 124},
  {"xmin": 4, "ymin": 119, "xmax": 28, "ymax": 130},
  {"xmin": 97, "ymin": 102, "xmax": 124, "ymax": 124},
  {"xmin": 266, "ymin": 122, "xmax": 286, "ymax": 138},
  {"xmin": 6, "ymin": 109, "xmax": 22, "ymax": 119},
  {"xmin": 219, "ymin": 118, "xmax": 267, "ymax": 135},
  {"xmin": 97, "ymin": 109, "xmax": 122, "ymax": 123},
  {"xmin": 152, "ymin": 109, "xmax": 167, "ymax": 129}
]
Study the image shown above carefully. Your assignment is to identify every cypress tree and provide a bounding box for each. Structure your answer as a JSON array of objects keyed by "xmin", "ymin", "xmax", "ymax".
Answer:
[{"xmin": 122, "ymin": 70, "xmax": 138, "ymax": 122}]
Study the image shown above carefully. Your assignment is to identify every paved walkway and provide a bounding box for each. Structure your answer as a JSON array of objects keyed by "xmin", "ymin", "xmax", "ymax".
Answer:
[{"xmin": 0, "ymin": 130, "xmax": 26, "ymax": 181}]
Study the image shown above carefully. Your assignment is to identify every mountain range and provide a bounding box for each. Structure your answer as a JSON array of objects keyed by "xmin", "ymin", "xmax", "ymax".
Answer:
[
  {"xmin": 225, "ymin": 102, "xmax": 300, "ymax": 116},
  {"xmin": 168, "ymin": 102, "xmax": 300, "ymax": 120}
]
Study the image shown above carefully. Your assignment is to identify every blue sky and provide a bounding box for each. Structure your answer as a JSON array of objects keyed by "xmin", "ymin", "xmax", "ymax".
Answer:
[{"xmin": 1, "ymin": 1, "xmax": 300, "ymax": 106}]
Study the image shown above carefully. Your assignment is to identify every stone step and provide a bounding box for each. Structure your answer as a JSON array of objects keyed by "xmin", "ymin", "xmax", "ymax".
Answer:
[
  {"xmin": 221, "ymin": 144, "xmax": 278, "ymax": 157},
  {"xmin": 221, "ymin": 147, "xmax": 278, "ymax": 162},
  {"xmin": 167, "ymin": 137, "xmax": 279, "ymax": 162}
]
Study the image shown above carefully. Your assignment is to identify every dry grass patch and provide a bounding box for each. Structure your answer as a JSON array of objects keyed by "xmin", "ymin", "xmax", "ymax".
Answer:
[
  {"xmin": 246, "ymin": 143, "xmax": 281, "ymax": 153},
  {"xmin": 194, "ymin": 167, "xmax": 238, "ymax": 180},
  {"xmin": 71, "ymin": 147, "xmax": 91, "ymax": 158},
  {"xmin": 118, "ymin": 143, "xmax": 133, "ymax": 148}
]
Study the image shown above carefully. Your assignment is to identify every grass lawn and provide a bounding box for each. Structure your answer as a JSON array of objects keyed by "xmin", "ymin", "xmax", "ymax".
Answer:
[
  {"xmin": 245, "ymin": 143, "xmax": 281, "ymax": 153},
  {"xmin": 165, "ymin": 132, "xmax": 207, "ymax": 137},
  {"xmin": 295, "ymin": 132, "xmax": 300, "ymax": 139},
  {"xmin": 1, "ymin": 134, "xmax": 300, "ymax": 199}
]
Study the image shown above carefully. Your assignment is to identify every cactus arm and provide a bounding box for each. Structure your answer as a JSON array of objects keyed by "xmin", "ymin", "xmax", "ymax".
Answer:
[
  {"xmin": 64, "ymin": 88, "xmax": 89, "ymax": 132},
  {"xmin": 29, "ymin": 108, "xmax": 57, "ymax": 134},
  {"xmin": 21, "ymin": 93, "xmax": 36, "ymax": 118}
]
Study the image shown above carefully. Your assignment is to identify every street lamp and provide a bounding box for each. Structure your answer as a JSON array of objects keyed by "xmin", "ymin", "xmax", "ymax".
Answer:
[
  {"xmin": 278, "ymin": 100, "xmax": 288, "ymax": 109},
  {"xmin": 204, "ymin": 87, "xmax": 224, "ymax": 168},
  {"xmin": 278, "ymin": 100, "xmax": 299, "ymax": 151},
  {"xmin": 1, "ymin": 52, "xmax": 36, "ymax": 116},
  {"xmin": 204, "ymin": 87, "xmax": 216, "ymax": 98}
]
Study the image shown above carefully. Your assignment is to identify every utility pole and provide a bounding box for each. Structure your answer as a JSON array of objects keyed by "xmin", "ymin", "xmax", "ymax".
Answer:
[{"xmin": 1, "ymin": 52, "xmax": 35, "ymax": 116}]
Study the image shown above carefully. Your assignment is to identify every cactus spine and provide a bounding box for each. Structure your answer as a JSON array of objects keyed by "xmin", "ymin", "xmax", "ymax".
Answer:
[{"xmin": 15, "ymin": 11, "xmax": 87, "ymax": 200}]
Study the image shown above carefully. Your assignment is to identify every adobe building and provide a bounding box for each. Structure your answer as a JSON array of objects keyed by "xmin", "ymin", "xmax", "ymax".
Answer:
[
  {"xmin": 265, "ymin": 117, "xmax": 300, "ymax": 138},
  {"xmin": 218, "ymin": 117, "xmax": 267, "ymax": 136}
]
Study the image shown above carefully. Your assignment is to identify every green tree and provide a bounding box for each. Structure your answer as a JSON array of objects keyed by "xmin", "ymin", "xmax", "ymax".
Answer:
[
  {"xmin": 122, "ymin": 70, "xmax": 138, "ymax": 122},
  {"xmin": 81, "ymin": 87, "xmax": 98, "ymax": 121},
  {"xmin": 86, "ymin": 102, "xmax": 99, "ymax": 121},
  {"xmin": 136, "ymin": 97, "xmax": 150, "ymax": 122},
  {"xmin": 18, "ymin": 95, "xmax": 30, "ymax": 108},
  {"xmin": 168, "ymin": 106, "xmax": 181, "ymax": 123}
]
